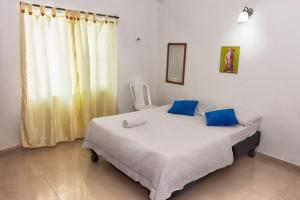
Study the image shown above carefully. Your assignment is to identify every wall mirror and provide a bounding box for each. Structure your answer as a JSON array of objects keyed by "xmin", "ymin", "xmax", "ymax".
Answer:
[{"xmin": 166, "ymin": 43, "xmax": 187, "ymax": 85}]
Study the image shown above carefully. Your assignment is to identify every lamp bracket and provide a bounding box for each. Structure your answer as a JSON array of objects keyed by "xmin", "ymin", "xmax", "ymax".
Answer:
[{"xmin": 243, "ymin": 6, "xmax": 253, "ymax": 17}]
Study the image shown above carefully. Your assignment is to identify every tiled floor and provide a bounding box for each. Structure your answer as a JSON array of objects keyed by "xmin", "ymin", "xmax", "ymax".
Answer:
[{"xmin": 0, "ymin": 140, "xmax": 299, "ymax": 200}]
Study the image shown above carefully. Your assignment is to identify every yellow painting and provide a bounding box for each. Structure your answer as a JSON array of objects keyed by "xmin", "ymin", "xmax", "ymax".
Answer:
[{"xmin": 220, "ymin": 46, "xmax": 240, "ymax": 74}]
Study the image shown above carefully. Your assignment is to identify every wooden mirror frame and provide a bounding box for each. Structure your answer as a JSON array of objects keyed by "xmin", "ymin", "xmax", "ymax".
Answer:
[{"xmin": 165, "ymin": 43, "xmax": 187, "ymax": 85}]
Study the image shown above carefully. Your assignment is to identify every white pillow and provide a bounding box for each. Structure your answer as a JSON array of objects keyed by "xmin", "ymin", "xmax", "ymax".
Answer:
[
  {"xmin": 196, "ymin": 103, "xmax": 217, "ymax": 116},
  {"xmin": 235, "ymin": 108, "xmax": 262, "ymax": 126}
]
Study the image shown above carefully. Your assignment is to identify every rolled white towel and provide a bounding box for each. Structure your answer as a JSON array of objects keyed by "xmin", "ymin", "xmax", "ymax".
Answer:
[{"xmin": 122, "ymin": 120, "xmax": 146, "ymax": 128}]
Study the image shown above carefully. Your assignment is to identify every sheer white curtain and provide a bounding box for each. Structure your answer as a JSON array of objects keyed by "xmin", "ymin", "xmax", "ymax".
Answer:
[{"xmin": 20, "ymin": 5, "xmax": 118, "ymax": 147}]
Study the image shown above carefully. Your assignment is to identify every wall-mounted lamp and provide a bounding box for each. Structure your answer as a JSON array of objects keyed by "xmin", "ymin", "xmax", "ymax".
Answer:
[{"xmin": 237, "ymin": 6, "xmax": 253, "ymax": 23}]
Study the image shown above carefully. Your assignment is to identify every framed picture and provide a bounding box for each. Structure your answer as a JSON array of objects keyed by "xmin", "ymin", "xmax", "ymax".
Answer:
[{"xmin": 219, "ymin": 46, "xmax": 240, "ymax": 74}]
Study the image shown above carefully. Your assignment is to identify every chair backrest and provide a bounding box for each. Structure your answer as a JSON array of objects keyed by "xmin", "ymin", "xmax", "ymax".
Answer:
[{"xmin": 130, "ymin": 81, "xmax": 152, "ymax": 109}]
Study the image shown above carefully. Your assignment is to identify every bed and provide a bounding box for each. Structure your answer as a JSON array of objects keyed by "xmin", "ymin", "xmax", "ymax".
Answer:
[{"xmin": 82, "ymin": 105, "xmax": 261, "ymax": 200}]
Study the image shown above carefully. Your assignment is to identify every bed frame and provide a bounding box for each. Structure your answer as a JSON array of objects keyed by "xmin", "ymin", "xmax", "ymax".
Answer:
[
  {"xmin": 232, "ymin": 131, "xmax": 261, "ymax": 158},
  {"xmin": 90, "ymin": 131, "xmax": 261, "ymax": 163}
]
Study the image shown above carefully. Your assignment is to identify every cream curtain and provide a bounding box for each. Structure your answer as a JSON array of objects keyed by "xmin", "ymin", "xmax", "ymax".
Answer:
[{"xmin": 20, "ymin": 5, "xmax": 118, "ymax": 148}]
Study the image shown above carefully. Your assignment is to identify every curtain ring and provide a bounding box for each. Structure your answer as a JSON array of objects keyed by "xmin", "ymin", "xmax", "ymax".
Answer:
[
  {"xmin": 27, "ymin": 4, "xmax": 33, "ymax": 15},
  {"xmin": 52, "ymin": 7, "xmax": 56, "ymax": 17},
  {"xmin": 20, "ymin": 2, "xmax": 26, "ymax": 13},
  {"xmin": 65, "ymin": 10, "xmax": 69, "ymax": 19},
  {"xmin": 40, "ymin": 5, "xmax": 45, "ymax": 16},
  {"xmin": 93, "ymin": 13, "xmax": 97, "ymax": 23},
  {"xmin": 84, "ymin": 13, "xmax": 89, "ymax": 22},
  {"xmin": 105, "ymin": 15, "xmax": 109, "ymax": 24},
  {"xmin": 70, "ymin": 11, "xmax": 74, "ymax": 20},
  {"xmin": 77, "ymin": 11, "xmax": 80, "ymax": 21}
]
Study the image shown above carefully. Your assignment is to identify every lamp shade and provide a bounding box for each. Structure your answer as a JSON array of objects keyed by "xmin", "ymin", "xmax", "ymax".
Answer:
[{"xmin": 237, "ymin": 11, "xmax": 249, "ymax": 23}]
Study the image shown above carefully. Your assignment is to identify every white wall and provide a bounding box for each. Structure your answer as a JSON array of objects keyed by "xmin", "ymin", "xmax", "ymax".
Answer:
[
  {"xmin": 0, "ymin": 0, "xmax": 160, "ymax": 150},
  {"xmin": 157, "ymin": 0, "xmax": 300, "ymax": 165}
]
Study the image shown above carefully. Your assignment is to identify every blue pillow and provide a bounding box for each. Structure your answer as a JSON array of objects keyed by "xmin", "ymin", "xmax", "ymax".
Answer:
[
  {"xmin": 168, "ymin": 100, "xmax": 199, "ymax": 116},
  {"xmin": 205, "ymin": 109, "xmax": 239, "ymax": 126}
]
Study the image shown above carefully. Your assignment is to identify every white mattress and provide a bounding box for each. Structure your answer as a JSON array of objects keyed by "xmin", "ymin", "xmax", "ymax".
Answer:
[{"xmin": 83, "ymin": 105, "xmax": 259, "ymax": 200}]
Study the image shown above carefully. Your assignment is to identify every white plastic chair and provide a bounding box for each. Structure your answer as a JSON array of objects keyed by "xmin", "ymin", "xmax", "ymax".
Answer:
[{"xmin": 130, "ymin": 81, "xmax": 156, "ymax": 111}]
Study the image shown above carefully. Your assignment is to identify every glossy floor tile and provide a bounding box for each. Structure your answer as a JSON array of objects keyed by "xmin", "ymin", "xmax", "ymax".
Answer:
[{"xmin": 0, "ymin": 140, "xmax": 299, "ymax": 200}]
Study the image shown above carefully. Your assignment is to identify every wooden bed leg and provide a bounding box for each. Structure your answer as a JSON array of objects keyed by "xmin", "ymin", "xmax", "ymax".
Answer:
[
  {"xmin": 248, "ymin": 149, "xmax": 256, "ymax": 158},
  {"xmin": 90, "ymin": 149, "xmax": 99, "ymax": 163}
]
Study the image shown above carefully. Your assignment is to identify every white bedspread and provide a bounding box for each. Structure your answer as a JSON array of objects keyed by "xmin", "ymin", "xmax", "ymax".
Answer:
[{"xmin": 83, "ymin": 105, "xmax": 258, "ymax": 200}]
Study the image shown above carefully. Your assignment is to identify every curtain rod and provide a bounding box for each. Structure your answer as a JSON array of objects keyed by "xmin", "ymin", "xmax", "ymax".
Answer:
[{"xmin": 20, "ymin": 2, "xmax": 120, "ymax": 19}]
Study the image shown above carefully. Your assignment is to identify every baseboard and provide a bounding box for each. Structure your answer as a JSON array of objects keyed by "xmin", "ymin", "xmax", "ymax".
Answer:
[
  {"xmin": 0, "ymin": 145, "xmax": 23, "ymax": 156},
  {"xmin": 257, "ymin": 152, "xmax": 300, "ymax": 170}
]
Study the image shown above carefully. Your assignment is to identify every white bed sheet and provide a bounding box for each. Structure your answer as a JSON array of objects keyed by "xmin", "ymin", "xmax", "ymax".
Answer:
[{"xmin": 83, "ymin": 105, "xmax": 259, "ymax": 200}]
